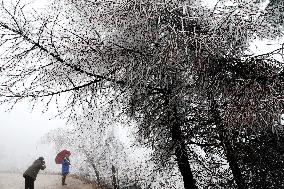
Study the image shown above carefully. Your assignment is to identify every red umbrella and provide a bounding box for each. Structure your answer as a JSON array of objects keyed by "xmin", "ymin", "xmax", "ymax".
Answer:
[{"xmin": 55, "ymin": 150, "xmax": 71, "ymax": 164}]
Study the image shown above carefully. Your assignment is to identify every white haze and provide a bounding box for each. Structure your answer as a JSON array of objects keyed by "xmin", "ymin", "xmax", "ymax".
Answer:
[
  {"xmin": 0, "ymin": 101, "xmax": 66, "ymax": 173},
  {"xmin": 0, "ymin": 0, "xmax": 61, "ymax": 173}
]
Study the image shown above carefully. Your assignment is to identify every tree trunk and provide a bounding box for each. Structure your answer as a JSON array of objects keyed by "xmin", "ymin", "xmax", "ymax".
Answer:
[
  {"xmin": 211, "ymin": 99, "xmax": 247, "ymax": 189},
  {"xmin": 112, "ymin": 165, "xmax": 119, "ymax": 189},
  {"xmin": 91, "ymin": 163, "xmax": 101, "ymax": 185},
  {"xmin": 171, "ymin": 121, "xmax": 198, "ymax": 189},
  {"xmin": 220, "ymin": 130, "xmax": 247, "ymax": 189},
  {"xmin": 83, "ymin": 150, "xmax": 101, "ymax": 185},
  {"xmin": 165, "ymin": 92, "xmax": 198, "ymax": 189}
]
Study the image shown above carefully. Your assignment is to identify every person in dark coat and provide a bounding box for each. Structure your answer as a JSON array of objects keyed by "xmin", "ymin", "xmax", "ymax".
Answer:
[
  {"xmin": 23, "ymin": 157, "xmax": 46, "ymax": 189},
  {"xmin": 61, "ymin": 154, "xmax": 71, "ymax": 185}
]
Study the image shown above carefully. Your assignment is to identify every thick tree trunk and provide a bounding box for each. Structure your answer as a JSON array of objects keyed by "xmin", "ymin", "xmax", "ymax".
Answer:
[
  {"xmin": 165, "ymin": 92, "xmax": 198, "ymax": 189},
  {"xmin": 211, "ymin": 99, "xmax": 247, "ymax": 189},
  {"xmin": 171, "ymin": 121, "xmax": 198, "ymax": 189},
  {"xmin": 221, "ymin": 138, "xmax": 247, "ymax": 189},
  {"xmin": 112, "ymin": 165, "xmax": 119, "ymax": 189}
]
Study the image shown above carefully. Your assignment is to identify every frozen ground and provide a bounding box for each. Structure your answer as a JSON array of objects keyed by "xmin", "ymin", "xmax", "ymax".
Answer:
[{"xmin": 0, "ymin": 173, "xmax": 96, "ymax": 189}]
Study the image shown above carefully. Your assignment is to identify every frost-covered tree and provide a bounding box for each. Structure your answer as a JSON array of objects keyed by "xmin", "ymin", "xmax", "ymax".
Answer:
[
  {"xmin": 43, "ymin": 103, "xmax": 186, "ymax": 188},
  {"xmin": 1, "ymin": 0, "xmax": 284, "ymax": 188}
]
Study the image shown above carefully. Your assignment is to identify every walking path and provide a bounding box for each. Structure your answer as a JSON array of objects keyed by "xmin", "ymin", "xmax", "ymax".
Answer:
[{"xmin": 0, "ymin": 173, "xmax": 96, "ymax": 189}]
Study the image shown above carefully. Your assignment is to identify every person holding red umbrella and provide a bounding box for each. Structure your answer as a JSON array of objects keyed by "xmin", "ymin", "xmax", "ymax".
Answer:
[
  {"xmin": 55, "ymin": 150, "xmax": 71, "ymax": 186},
  {"xmin": 61, "ymin": 153, "xmax": 71, "ymax": 185}
]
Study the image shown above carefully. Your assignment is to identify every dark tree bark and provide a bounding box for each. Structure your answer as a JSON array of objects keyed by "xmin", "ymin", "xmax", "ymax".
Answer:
[
  {"xmin": 83, "ymin": 150, "xmax": 101, "ymax": 185},
  {"xmin": 210, "ymin": 99, "xmax": 247, "ymax": 189},
  {"xmin": 220, "ymin": 131, "xmax": 247, "ymax": 189},
  {"xmin": 165, "ymin": 92, "xmax": 198, "ymax": 189},
  {"xmin": 171, "ymin": 120, "xmax": 198, "ymax": 189},
  {"xmin": 112, "ymin": 165, "xmax": 119, "ymax": 189},
  {"xmin": 91, "ymin": 163, "xmax": 101, "ymax": 185}
]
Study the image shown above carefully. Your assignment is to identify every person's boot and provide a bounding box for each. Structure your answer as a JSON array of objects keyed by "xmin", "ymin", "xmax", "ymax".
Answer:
[{"xmin": 62, "ymin": 176, "xmax": 67, "ymax": 185}]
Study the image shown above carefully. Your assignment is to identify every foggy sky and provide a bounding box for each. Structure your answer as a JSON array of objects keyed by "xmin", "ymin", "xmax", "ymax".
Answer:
[
  {"xmin": 0, "ymin": 0, "xmax": 58, "ymax": 173},
  {"xmin": 0, "ymin": 101, "xmax": 66, "ymax": 172}
]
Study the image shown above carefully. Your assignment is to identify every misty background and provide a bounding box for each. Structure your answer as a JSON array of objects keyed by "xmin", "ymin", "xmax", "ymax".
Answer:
[
  {"xmin": 0, "ymin": 0, "xmax": 61, "ymax": 173},
  {"xmin": 0, "ymin": 101, "xmax": 66, "ymax": 172}
]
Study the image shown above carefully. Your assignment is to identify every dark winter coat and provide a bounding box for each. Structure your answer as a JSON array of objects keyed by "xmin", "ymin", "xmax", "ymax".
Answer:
[
  {"xmin": 23, "ymin": 158, "xmax": 46, "ymax": 180},
  {"xmin": 61, "ymin": 157, "xmax": 70, "ymax": 175}
]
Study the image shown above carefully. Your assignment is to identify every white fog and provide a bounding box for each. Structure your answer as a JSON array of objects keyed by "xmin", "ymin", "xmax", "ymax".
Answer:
[{"xmin": 0, "ymin": 102, "xmax": 66, "ymax": 172}]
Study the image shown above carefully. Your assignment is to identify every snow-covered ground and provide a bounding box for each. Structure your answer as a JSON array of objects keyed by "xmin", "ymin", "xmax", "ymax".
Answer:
[{"xmin": 0, "ymin": 173, "xmax": 96, "ymax": 189}]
